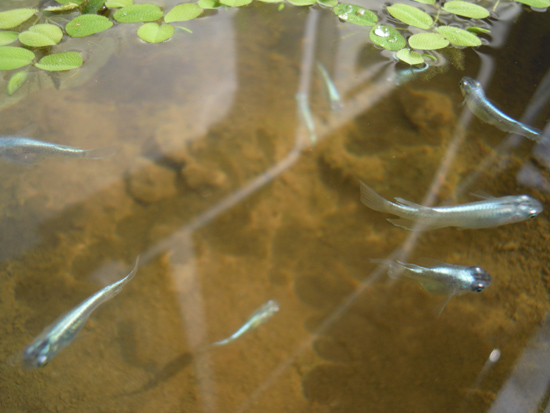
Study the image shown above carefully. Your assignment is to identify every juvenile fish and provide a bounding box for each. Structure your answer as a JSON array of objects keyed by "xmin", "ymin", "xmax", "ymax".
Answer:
[
  {"xmin": 460, "ymin": 77, "xmax": 542, "ymax": 141},
  {"xmin": 359, "ymin": 180, "xmax": 543, "ymax": 230},
  {"xmin": 211, "ymin": 300, "xmax": 279, "ymax": 347},
  {"xmin": 0, "ymin": 137, "xmax": 117, "ymax": 164},
  {"xmin": 316, "ymin": 62, "xmax": 343, "ymax": 111},
  {"xmin": 23, "ymin": 257, "xmax": 140, "ymax": 368},
  {"xmin": 296, "ymin": 93, "xmax": 317, "ymax": 144}
]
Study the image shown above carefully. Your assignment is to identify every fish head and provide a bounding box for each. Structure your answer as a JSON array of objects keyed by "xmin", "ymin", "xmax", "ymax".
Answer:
[
  {"xmin": 459, "ymin": 77, "xmax": 480, "ymax": 96},
  {"xmin": 514, "ymin": 195, "xmax": 543, "ymax": 221},
  {"xmin": 23, "ymin": 339, "xmax": 51, "ymax": 369},
  {"xmin": 468, "ymin": 267, "xmax": 492, "ymax": 293}
]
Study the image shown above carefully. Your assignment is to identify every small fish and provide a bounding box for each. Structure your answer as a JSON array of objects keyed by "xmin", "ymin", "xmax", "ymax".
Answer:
[
  {"xmin": 359, "ymin": 180, "xmax": 543, "ymax": 230},
  {"xmin": 0, "ymin": 137, "xmax": 117, "ymax": 164},
  {"xmin": 459, "ymin": 77, "xmax": 542, "ymax": 141},
  {"xmin": 316, "ymin": 62, "xmax": 343, "ymax": 111},
  {"xmin": 394, "ymin": 63, "xmax": 430, "ymax": 86},
  {"xmin": 295, "ymin": 93, "xmax": 317, "ymax": 144},
  {"xmin": 23, "ymin": 257, "xmax": 140, "ymax": 368},
  {"xmin": 211, "ymin": 300, "xmax": 279, "ymax": 347}
]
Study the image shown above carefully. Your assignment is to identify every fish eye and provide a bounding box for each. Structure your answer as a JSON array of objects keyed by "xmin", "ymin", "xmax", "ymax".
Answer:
[{"xmin": 471, "ymin": 283, "xmax": 485, "ymax": 293}]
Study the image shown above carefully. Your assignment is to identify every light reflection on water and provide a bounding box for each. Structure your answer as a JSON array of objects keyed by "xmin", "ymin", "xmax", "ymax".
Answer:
[{"xmin": 1, "ymin": 1, "xmax": 550, "ymax": 412}]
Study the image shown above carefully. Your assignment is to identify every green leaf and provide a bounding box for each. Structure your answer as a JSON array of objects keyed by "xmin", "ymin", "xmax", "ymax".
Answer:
[
  {"xmin": 0, "ymin": 47, "xmax": 35, "ymax": 70},
  {"xmin": 386, "ymin": 4, "xmax": 433, "ymax": 30},
  {"xmin": 82, "ymin": 0, "xmax": 106, "ymax": 14},
  {"xmin": 105, "ymin": 0, "xmax": 133, "ymax": 7},
  {"xmin": 396, "ymin": 48, "xmax": 424, "ymax": 65},
  {"xmin": 413, "ymin": 0, "xmax": 435, "ymax": 3},
  {"xmin": 7, "ymin": 70, "xmax": 28, "ymax": 95},
  {"xmin": 318, "ymin": 0, "xmax": 338, "ymax": 6},
  {"xmin": 333, "ymin": 4, "xmax": 378, "ymax": 27},
  {"xmin": 44, "ymin": 3, "xmax": 81, "ymax": 12},
  {"xmin": 54, "ymin": 0, "xmax": 85, "ymax": 4},
  {"xmin": 278, "ymin": 3, "xmax": 285, "ymax": 9},
  {"xmin": 19, "ymin": 24, "xmax": 63, "ymax": 47},
  {"xmin": 288, "ymin": 0, "xmax": 316, "ymax": 5},
  {"xmin": 113, "ymin": 4, "xmax": 163, "ymax": 23},
  {"xmin": 437, "ymin": 26, "xmax": 481, "ymax": 47},
  {"xmin": 514, "ymin": 0, "xmax": 550, "ymax": 7},
  {"xmin": 442, "ymin": 1, "xmax": 490, "ymax": 18},
  {"xmin": 258, "ymin": 0, "xmax": 283, "ymax": 3},
  {"xmin": 220, "ymin": 0, "xmax": 252, "ymax": 6},
  {"xmin": 66, "ymin": 15, "xmax": 113, "ymax": 37},
  {"xmin": 197, "ymin": 0, "xmax": 221, "ymax": 8},
  {"xmin": 369, "ymin": 25, "xmax": 406, "ymax": 51},
  {"xmin": 137, "ymin": 22, "xmax": 174, "ymax": 43},
  {"xmin": 408, "ymin": 32, "xmax": 449, "ymax": 50},
  {"xmin": 0, "ymin": 31, "xmax": 19, "ymax": 46},
  {"xmin": 466, "ymin": 26, "xmax": 490, "ymax": 34},
  {"xmin": 165, "ymin": 4, "xmax": 203, "ymax": 22},
  {"xmin": 0, "ymin": 8, "xmax": 37, "ymax": 30},
  {"xmin": 35, "ymin": 51, "xmax": 83, "ymax": 71}
]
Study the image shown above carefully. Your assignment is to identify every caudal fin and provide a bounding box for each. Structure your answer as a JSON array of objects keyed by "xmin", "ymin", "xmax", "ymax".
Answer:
[
  {"xmin": 83, "ymin": 146, "xmax": 117, "ymax": 159},
  {"xmin": 359, "ymin": 181, "xmax": 394, "ymax": 213}
]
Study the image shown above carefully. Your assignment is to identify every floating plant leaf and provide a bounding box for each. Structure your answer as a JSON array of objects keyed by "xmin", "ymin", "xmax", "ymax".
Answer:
[
  {"xmin": 387, "ymin": 4, "xmax": 433, "ymax": 30},
  {"xmin": 467, "ymin": 26, "xmax": 491, "ymax": 34},
  {"xmin": 257, "ymin": 0, "xmax": 283, "ymax": 3},
  {"xmin": 0, "ymin": 47, "xmax": 35, "ymax": 70},
  {"xmin": 165, "ymin": 4, "xmax": 203, "ymax": 22},
  {"xmin": 443, "ymin": 1, "xmax": 490, "ymax": 18},
  {"xmin": 198, "ymin": 0, "xmax": 221, "ymax": 8},
  {"xmin": 333, "ymin": 4, "xmax": 378, "ymax": 26},
  {"xmin": 7, "ymin": 70, "xmax": 28, "ymax": 95},
  {"xmin": 54, "ymin": 0, "xmax": 85, "ymax": 4},
  {"xmin": 19, "ymin": 24, "xmax": 63, "ymax": 47},
  {"xmin": 220, "ymin": 0, "xmax": 252, "ymax": 6},
  {"xmin": 82, "ymin": 0, "xmax": 106, "ymax": 14},
  {"xmin": 514, "ymin": 0, "xmax": 550, "ymax": 7},
  {"xmin": 0, "ymin": 31, "xmax": 19, "ymax": 46},
  {"xmin": 437, "ymin": 26, "xmax": 481, "ymax": 47},
  {"xmin": 114, "ymin": 4, "xmax": 163, "ymax": 23},
  {"xmin": 35, "ymin": 51, "xmax": 83, "ymax": 71},
  {"xmin": 396, "ymin": 48, "xmax": 424, "ymax": 65},
  {"xmin": 318, "ymin": 0, "xmax": 338, "ymax": 6},
  {"xmin": 66, "ymin": 15, "xmax": 113, "ymax": 37},
  {"xmin": 409, "ymin": 32, "xmax": 449, "ymax": 50},
  {"xmin": 105, "ymin": 0, "xmax": 133, "ymax": 7},
  {"xmin": 369, "ymin": 25, "xmax": 406, "ymax": 51},
  {"xmin": 44, "ymin": 3, "xmax": 80, "ymax": 12},
  {"xmin": 0, "ymin": 8, "xmax": 37, "ymax": 30},
  {"xmin": 288, "ymin": 0, "xmax": 316, "ymax": 5},
  {"xmin": 137, "ymin": 22, "xmax": 174, "ymax": 43},
  {"xmin": 413, "ymin": 0, "xmax": 436, "ymax": 3}
]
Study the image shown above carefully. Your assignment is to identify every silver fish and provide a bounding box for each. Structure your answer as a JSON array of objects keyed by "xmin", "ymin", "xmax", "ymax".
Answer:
[
  {"xmin": 211, "ymin": 300, "xmax": 279, "ymax": 347},
  {"xmin": 0, "ymin": 137, "xmax": 117, "ymax": 164},
  {"xmin": 23, "ymin": 257, "xmax": 139, "ymax": 368},
  {"xmin": 316, "ymin": 62, "xmax": 343, "ymax": 111},
  {"xmin": 372, "ymin": 258, "xmax": 492, "ymax": 295},
  {"xmin": 460, "ymin": 77, "xmax": 542, "ymax": 141},
  {"xmin": 296, "ymin": 93, "xmax": 317, "ymax": 144},
  {"xmin": 359, "ymin": 180, "xmax": 543, "ymax": 230}
]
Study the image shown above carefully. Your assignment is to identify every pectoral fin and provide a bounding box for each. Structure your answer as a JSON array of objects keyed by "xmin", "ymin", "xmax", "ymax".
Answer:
[
  {"xmin": 470, "ymin": 191, "xmax": 495, "ymax": 200},
  {"xmin": 387, "ymin": 218, "xmax": 446, "ymax": 231}
]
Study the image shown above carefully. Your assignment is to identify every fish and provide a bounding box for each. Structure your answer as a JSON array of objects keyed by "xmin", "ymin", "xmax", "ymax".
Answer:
[
  {"xmin": 459, "ymin": 76, "xmax": 542, "ymax": 141},
  {"xmin": 23, "ymin": 257, "xmax": 140, "ymax": 368},
  {"xmin": 295, "ymin": 93, "xmax": 317, "ymax": 144},
  {"xmin": 359, "ymin": 180, "xmax": 543, "ymax": 230},
  {"xmin": 211, "ymin": 300, "xmax": 279, "ymax": 347},
  {"xmin": 316, "ymin": 61, "xmax": 343, "ymax": 111},
  {"xmin": 0, "ymin": 137, "xmax": 117, "ymax": 164},
  {"xmin": 394, "ymin": 63, "xmax": 430, "ymax": 86}
]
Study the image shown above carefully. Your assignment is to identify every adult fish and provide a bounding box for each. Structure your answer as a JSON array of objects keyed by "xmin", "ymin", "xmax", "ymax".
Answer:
[
  {"xmin": 359, "ymin": 180, "xmax": 543, "ymax": 230},
  {"xmin": 23, "ymin": 257, "xmax": 139, "ymax": 368},
  {"xmin": 316, "ymin": 62, "xmax": 343, "ymax": 111},
  {"xmin": 459, "ymin": 77, "xmax": 542, "ymax": 141},
  {"xmin": 0, "ymin": 137, "xmax": 116, "ymax": 164},
  {"xmin": 211, "ymin": 300, "xmax": 279, "ymax": 347}
]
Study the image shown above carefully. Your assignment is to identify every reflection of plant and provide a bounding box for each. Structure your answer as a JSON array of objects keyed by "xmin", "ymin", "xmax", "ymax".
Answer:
[{"xmin": 0, "ymin": 0, "xmax": 548, "ymax": 96}]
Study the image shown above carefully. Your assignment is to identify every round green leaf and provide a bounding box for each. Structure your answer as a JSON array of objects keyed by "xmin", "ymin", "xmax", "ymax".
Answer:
[
  {"xmin": 369, "ymin": 25, "xmax": 406, "ymax": 51},
  {"xmin": 0, "ymin": 8, "xmax": 37, "ymax": 30},
  {"xmin": 442, "ymin": 1, "xmax": 490, "ymax": 18},
  {"xmin": 35, "ymin": 51, "xmax": 83, "ymax": 71},
  {"xmin": 19, "ymin": 24, "xmax": 63, "ymax": 47},
  {"xmin": 137, "ymin": 23, "xmax": 174, "ymax": 43},
  {"xmin": 467, "ymin": 26, "xmax": 490, "ymax": 34},
  {"xmin": 515, "ymin": 0, "xmax": 550, "ymax": 7},
  {"xmin": 258, "ymin": 0, "xmax": 283, "ymax": 3},
  {"xmin": 198, "ymin": 0, "xmax": 221, "ymax": 8},
  {"xmin": 387, "ymin": 4, "xmax": 433, "ymax": 30},
  {"xmin": 7, "ymin": 70, "xmax": 28, "ymax": 95},
  {"xmin": 437, "ymin": 25, "xmax": 481, "ymax": 46},
  {"xmin": 105, "ymin": 0, "xmax": 133, "ymax": 7},
  {"xmin": 220, "ymin": 0, "xmax": 252, "ymax": 6},
  {"xmin": 413, "ymin": 0, "xmax": 435, "ymax": 3},
  {"xmin": 165, "ymin": 4, "xmax": 203, "ymax": 22},
  {"xmin": 408, "ymin": 32, "xmax": 449, "ymax": 50},
  {"xmin": 0, "ymin": 31, "xmax": 19, "ymax": 46},
  {"xmin": 114, "ymin": 4, "xmax": 163, "ymax": 23},
  {"xmin": 45, "ymin": 3, "xmax": 81, "ymax": 12},
  {"xmin": 333, "ymin": 3, "xmax": 378, "ymax": 27},
  {"xmin": 318, "ymin": 0, "xmax": 338, "ymax": 6},
  {"xmin": 288, "ymin": 0, "xmax": 316, "ymax": 5},
  {"xmin": 396, "ymin": 48, "xmax": 424, "ymax": 65},
  {"xmin": 66, "ymin": 15, "xmax": 113, "ymax": 38},
  {"xmin": 55, "ymin": 0, "xmax": 85, "ymax": 4},
  {"xmin": 0, "ymin": 46, "xmax": 35, "ymax": 70}
]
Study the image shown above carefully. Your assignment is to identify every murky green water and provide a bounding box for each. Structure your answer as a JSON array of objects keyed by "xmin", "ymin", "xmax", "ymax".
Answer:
[{"xmin": 1, "ymin": 1, "xmax": 550, "ymax": 412}]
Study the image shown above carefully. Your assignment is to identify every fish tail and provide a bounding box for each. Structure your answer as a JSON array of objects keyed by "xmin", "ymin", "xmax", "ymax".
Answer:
[
  {"xmin": 83, "ymin": 146, "xmax": 117, "ymax": 159},
  {"xmin": 359, "ymin": 181, "xmax": 396, "ymax": 214}
]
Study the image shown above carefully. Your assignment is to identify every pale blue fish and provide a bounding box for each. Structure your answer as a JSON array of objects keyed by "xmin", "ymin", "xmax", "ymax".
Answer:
[
  {"xmin": 359, "ymin": 180, "xmax": 543, "ymax": 230},
  {"xmin": 394, "ymin": 63, "xmax": 430, "ymax": 86},
  {"xmin": 211, "ymin": 300, "xmax": 279, "ymax": 347},
  {"xmin": 316, "ymin": 61, "xmax": 343, "ymax": 111},
  {"xmin": 295, "ymin": 93, "xmax": 317, "ymax": 144},
  {"xmin": 23, "ymin": 257, "xmax": 140, "ymax": 368},
  {"xmin": 460, "ymin": 77, "xmax": 542, "ymax": 141},
  {"xmin": 0, "ymin": 137, "xmax": 117, "ymax": 164}
]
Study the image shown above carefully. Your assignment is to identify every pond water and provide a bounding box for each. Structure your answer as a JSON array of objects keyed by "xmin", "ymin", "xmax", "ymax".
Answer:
[{"xmin": 1, "ymin": 1, "xmax": 550, "ymax": 412}]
